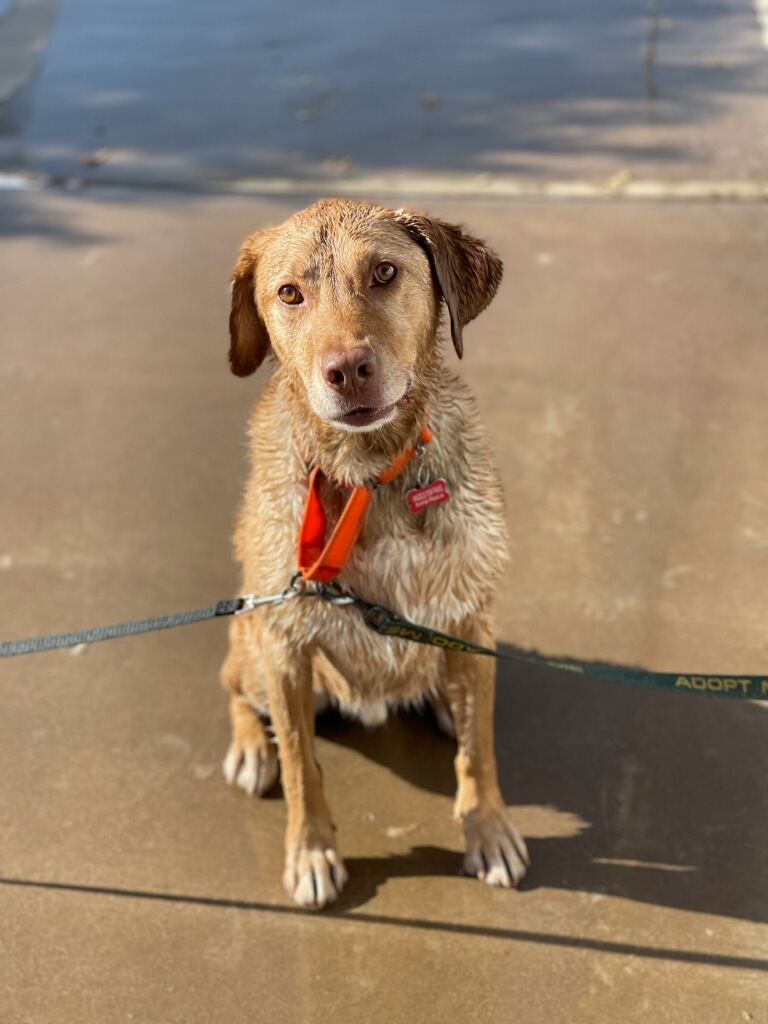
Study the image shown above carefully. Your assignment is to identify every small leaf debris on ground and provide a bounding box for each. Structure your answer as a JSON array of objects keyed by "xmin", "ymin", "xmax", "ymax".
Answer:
[
  {"xmin": 603, "ymin": 168, "xmax": 633, "ymax": 194},
  {"xmin": 385, "ymin": 824, "xmax": 417, "ymax": 839},
  {"xmin": 81, "ymin": 148, "xmax": 112, "ymax": 167}
]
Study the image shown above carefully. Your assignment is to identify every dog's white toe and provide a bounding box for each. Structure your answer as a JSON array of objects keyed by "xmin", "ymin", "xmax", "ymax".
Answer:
[{"xmin": 283, "ymin": 845, "xmax": 348, "ymax": 909}]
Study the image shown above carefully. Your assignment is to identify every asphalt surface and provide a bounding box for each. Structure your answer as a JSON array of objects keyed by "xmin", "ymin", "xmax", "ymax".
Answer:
[
  {"xmin": 1, "ymin": 0, "xmax": 768, "ymax": 187},
  {"xmin": 1, "ymin": 2, "xmax": 768, "ymax": 1023}
]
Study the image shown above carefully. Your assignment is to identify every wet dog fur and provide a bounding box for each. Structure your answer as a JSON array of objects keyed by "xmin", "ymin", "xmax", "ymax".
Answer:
[{"xmin": 220, "ymin": 199, "xmax": 529, "ymax": 908}]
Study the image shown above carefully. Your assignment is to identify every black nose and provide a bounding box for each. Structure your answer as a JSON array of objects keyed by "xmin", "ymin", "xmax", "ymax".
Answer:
[{"xmin": 322, "ymin": 346, "xmax": 377, "ymax": 394}]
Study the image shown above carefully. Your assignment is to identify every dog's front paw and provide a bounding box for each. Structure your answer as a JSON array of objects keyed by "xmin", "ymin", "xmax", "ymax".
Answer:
[
  {"xmin": 222, "ymin": 737, "xmax": 279, "ymax": 797},
  {"xmin": 283, "ymin": 842, "xmax": 348, "ymax": 909},
  {"xmin": 461, "ymin": 808, "xmax": 530, "ymax": 889}
]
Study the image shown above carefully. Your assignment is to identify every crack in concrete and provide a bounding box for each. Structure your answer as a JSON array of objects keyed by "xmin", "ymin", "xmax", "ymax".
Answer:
[{"xmin": 644, "ymin": 0, "xmax": 663, "ymax": 101}]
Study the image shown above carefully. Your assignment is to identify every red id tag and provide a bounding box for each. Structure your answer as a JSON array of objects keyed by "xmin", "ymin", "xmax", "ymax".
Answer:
[{"xmin": 406, "ymin": 478, "xmax": 450, "ymax": 513}]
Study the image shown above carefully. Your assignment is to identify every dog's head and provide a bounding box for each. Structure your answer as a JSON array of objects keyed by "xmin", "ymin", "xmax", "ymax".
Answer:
[{"xmin": 228, "ymin": 200, "xmax": 502, "ymax": 432}]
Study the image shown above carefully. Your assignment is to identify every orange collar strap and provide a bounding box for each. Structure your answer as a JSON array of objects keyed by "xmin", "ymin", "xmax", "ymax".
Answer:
[{"xmin": 297, "ymin": 424, "xmax": 432, "ymax": 584}]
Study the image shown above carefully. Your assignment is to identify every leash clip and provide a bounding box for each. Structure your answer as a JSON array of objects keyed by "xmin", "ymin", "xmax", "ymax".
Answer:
[
  {"xmin": 235, "ymin": 583, "xmax": 303, "ymax": 615},
  {"xmin": 316, "ymin": 582, "xmax": 392, "ymax": 628}
]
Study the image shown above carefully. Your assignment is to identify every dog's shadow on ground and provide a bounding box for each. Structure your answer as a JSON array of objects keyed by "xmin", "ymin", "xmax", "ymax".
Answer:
[
  {"xmin": 316, "ymin": 702, "xmax": 456, "ymax": 795},
  {"xmin": 318, "ymin": 655, "xmax": 768, "ymax": 925},
  {"xmin": 329, "ymin": 846, "xmax": 466, "ymax": 912}
]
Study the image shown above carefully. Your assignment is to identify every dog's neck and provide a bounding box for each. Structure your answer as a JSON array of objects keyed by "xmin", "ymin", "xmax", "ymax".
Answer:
[{"xmin": 279, "ymin": 362, "xmax": 442, "ymax": 487}]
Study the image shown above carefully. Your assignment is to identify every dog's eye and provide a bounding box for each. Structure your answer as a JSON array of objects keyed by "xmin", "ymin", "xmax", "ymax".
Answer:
[
  {"xmin": 278, "ymin": 285, "xmax": 303, "ymax": 305},
  {"xmin": 372, "ymin": 262, "xmax": 397, "ymax": 286}
]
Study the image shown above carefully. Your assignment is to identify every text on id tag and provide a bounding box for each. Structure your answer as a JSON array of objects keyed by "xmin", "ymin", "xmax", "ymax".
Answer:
[{"xmin": 406, "ymin": 478, "xmax": 450, "ymax": 513}]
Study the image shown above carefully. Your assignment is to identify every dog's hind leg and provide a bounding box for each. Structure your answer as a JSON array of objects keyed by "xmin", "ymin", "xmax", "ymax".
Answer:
[{"xmin": 222, "ymin": 694, "xmax": 280, "ymax": 796}]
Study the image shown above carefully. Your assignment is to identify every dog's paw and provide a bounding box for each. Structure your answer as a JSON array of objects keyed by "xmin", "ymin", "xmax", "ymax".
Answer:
[
  {"xmin": 222, "ymin": 738, "xmax": 279, "ymax": 797},
  {"xmin": 283, "ymin": 843, "xmax": 348, "ymax": 909},
  {"xmin": 461, "ymin": 808, "xmax": 530, "ymax": 889}
]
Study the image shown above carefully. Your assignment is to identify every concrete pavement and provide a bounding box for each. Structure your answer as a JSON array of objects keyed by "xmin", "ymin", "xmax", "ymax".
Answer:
[
  {"xmin": 2, "ymin": 0, "xmax": 768, "ymax": 1020},
  {"xmin": 1, "ymin": 190, "xmax": 767, "ymax": 1023}
]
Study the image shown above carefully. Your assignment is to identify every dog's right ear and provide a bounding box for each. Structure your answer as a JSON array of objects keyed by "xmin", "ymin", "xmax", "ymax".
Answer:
[{"xmin": 229, "ymin": 233, "xmax": 271, "ymax": 377}]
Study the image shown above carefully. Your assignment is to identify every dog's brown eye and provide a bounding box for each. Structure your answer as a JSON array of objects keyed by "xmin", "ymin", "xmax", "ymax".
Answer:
[
  {"xmin": 278, "ymin": 285, "xmax": 303, "ymax": 305},
  {"xmin": 372, "ymin": 262, "xmax": 397, "ymax": 286}
]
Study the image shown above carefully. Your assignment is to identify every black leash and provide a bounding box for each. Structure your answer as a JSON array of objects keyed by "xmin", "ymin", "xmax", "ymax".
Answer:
[
  {"xmin": 0, "ymin": 603, "xmax": 237, "ymax": 657},
  {"xmin": 316, "ymin": 583, "xmax": 768, "ymax": 702},
  {"xmin": 2, "ymin": 578, "xmax": 767, "ymax": 702}
]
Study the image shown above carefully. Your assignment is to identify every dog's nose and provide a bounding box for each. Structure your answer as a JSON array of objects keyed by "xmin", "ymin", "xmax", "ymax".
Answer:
[{"xmin": 322, "ymin": 346, "xmax": 377, "ymax": 394}]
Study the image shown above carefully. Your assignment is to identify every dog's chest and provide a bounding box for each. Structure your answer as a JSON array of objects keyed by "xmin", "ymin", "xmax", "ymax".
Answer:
[
  {"xmin": 330, "ymin": 470, "xmax": 493, "ymax": 606},
  {"xmin": 246, "ymin": 389, "xmax": 509, "ymax": 695},
  {"xmin": 288, "ymin": 489, "xmax": 499, "ymax": 704}
]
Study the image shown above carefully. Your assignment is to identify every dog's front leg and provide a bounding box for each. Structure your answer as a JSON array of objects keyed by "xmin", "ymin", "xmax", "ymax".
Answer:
[
  {"xmin": 444, "ymin": 615, "xmax": 530, "ymax": 888},
  {"xmin": 263, "ymin": 639, "xmax": 347, "ymax": 909}
]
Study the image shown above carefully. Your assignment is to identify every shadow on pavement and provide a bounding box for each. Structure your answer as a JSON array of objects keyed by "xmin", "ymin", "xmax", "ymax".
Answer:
[
  {"xmin": 3, "ymin": 0, "xmax": 768, "ymax": 183},
  {"xmin": 2, "ymin": 870, "xmax": 765, "ymax": 973},
  {"xmin": 0, "ymin": 190, "xmax": 113, "ymax": 244},
  {"xmin": 318, "ymin": 652, "xmax": 768, "ymax": 926}
]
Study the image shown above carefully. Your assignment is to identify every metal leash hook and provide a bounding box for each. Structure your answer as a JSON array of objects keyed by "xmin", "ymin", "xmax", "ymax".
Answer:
[
  {"xmin": 316, "ymin": 581, "xmax": 392, "ymax": 628},
  {"xmin": 236, "ymin": 573, "xmax": 349, "ymax": 615},
  {"xmin": 315, "ymin": 580, "xmax": 357, "ymax": 606},
  {"xmin": 235, "ymin": 578, "xmax": 304, "ymax": 615}
]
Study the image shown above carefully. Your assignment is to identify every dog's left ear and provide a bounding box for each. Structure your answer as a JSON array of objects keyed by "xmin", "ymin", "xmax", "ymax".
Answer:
[{"xmin": 394, "ymin": 211, "xmax": 503, "ymax": 358}]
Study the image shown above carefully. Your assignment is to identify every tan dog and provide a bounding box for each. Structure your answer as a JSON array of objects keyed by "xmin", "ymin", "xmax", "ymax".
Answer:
[{"xmin": 220, "ymin": 199, "xmax": 529, "ymax": 908}]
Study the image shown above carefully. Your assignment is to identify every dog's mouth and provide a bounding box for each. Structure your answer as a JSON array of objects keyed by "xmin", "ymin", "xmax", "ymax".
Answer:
[{"xmin": 334, "ymin": 387, "xmax": 411, "ymax": 429}]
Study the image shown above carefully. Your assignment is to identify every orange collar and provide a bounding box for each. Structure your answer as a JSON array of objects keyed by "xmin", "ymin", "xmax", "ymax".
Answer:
[{"xmin": 297, "ymin": 424, "xmax": 432, "ymax": 584}]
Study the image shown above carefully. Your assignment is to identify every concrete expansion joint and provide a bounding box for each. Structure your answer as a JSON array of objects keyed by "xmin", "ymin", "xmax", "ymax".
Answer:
[{"xmin": 2, "ymin": 170, "xmax": 768, "ymax": 204}]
